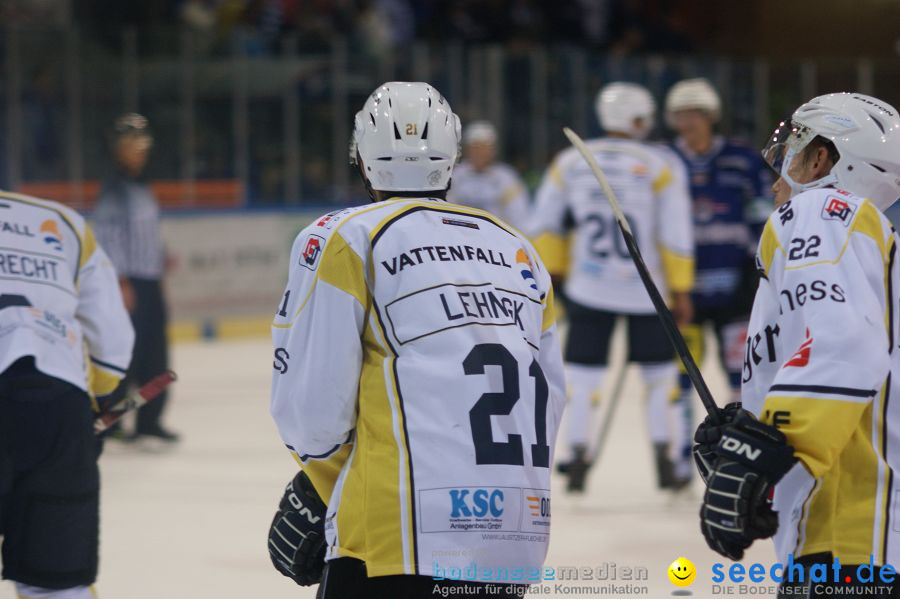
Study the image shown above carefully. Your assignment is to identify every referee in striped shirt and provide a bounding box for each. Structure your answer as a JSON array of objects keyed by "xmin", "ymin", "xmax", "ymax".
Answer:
[{"xmin": 93, "ymin": 113, "xmax": 178, "ymax": 442}]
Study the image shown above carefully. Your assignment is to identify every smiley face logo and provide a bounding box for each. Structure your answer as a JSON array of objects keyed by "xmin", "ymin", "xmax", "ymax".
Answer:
[{"xmin": 668, "ymin": 557, "xmax": 696, "ymax": 587}]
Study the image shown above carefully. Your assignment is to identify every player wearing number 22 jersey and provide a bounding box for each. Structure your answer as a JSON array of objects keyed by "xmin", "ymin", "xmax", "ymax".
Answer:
[{"xmin": 269, "ymin": 83, "xmax": 565, "ymax": 592}]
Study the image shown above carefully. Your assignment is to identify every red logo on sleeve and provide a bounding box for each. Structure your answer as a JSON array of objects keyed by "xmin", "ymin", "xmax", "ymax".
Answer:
[
  {"xmin": 784, "ymin": 328, "xmax": 813, "ymax": 368},
  {"xmin": 300, "ymin": 234, "xmax": 325, "ymax": 270},
  {"xmin": 821, "ymin": 197, "xmax": 855, "ymax": 225}
]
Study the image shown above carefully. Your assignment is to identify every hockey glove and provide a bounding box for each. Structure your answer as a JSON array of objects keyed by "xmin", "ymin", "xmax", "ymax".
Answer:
[
  {"xmin": 692, "ymin": 402, "xmax": 746, "ymax": 484},
  {"xmin": 268, "ymin": 470, "xmax": 327, "ymax": 586},
  {"xmin": 700, "ymin": 412, "xmax": 796, "ymax": 561}
]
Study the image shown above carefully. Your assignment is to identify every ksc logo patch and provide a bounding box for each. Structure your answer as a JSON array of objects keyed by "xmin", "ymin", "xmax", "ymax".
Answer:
[
  {"xmin": 449, "ymin": 488, "xmax": 504, "ymax": 518},
  {"xmin": 300, "ymin": 234, "xmax": 325, "ymax": 270},
  {"xmin": 821, "ymin": 196, "xmax": 855, "ymax": 226}
]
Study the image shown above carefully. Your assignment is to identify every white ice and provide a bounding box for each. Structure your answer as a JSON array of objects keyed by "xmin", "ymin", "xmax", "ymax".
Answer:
[{"xmin": 2, "ymin": 334, "xmax": 775, "ymax": 599}]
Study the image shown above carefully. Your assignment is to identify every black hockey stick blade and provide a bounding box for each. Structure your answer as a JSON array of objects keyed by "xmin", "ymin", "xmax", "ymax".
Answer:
[{"xmin": 562, "ymin": 127, "xmax": 720, "ymax": 424}]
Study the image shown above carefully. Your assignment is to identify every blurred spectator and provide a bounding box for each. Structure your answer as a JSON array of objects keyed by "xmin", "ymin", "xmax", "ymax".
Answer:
[
  {"xmin": 22, "ymin": 66, "xmax": 64, "ymax": 181},
  {"xmin": 93, "ymin": 114, "xmax": 179, "ymax": 443},
  {"xmin": 180, "ymin": 0, "xmax": 218, "ymax": 31},
  {"xmin": 0, "ymin": 0, "xmax": 69, "ymax": 27},
  {"xmin": 447, "ymin": 121, "xmax": 530, "ymax": 230},
  {"xmin": 608, "ymin": 0, "xmax": 693, "ymax": 54},
  {"xmin": 357, "ymin": 0, "xmax": 415, "ymax": 58}
]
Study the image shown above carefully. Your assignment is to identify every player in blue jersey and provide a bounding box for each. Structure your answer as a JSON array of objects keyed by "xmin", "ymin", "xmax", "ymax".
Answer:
[{"xmin": 664, "ymin": 78, "xmax": 773, "ymax": 483}]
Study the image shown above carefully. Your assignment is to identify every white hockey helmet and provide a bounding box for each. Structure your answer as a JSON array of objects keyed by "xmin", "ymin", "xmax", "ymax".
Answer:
[
  {"xmin": 664, "ymin": 78, "xmax": 721, "ymax": 127},
  {"xmin": 463, "ymin": 121, "xmax": 497, "ymax": 146},
  {"xmin": 350, "ymin": 81, "xmax": 461, "ymax": 195},
  {"xmin": 762, "ymin": 92, "xmax": 900, "ymax": 210},
  {"xmin": 595, "ymin": 82, "xmax": 656, "ymax": 139}
]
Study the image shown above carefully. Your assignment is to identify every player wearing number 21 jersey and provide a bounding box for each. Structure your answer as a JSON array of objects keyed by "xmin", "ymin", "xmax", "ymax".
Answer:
[{"xmin": 269, "ymin": 83, "xmax": 565, "ymax": 594}]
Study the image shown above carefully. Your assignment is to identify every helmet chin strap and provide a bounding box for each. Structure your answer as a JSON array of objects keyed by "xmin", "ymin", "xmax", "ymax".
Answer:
[{"xmin": 780, "ymin": 147, "xmax": 839, "ymax": 199}]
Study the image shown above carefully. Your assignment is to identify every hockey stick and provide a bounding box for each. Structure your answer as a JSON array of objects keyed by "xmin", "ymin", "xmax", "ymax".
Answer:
[
  {"xmin": 562, "ymin": 127, "xmax": 719, "ymax": 424},
  {"xmin": 587, "ymin": 358, "xmax": 628, "ymax": 465},
  {"xmin": 94, "ymin": 370, "xmax": 177, "ymax": 434}
]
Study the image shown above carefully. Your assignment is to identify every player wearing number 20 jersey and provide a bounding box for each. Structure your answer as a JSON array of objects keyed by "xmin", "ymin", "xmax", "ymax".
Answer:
[
  {"xmin": 530, "ymin": 136, "xmax": 693, "ymax": 313},
  {"xmin": 269, "ymin": 84, "xmax": 565, "ymax": 590},
  {"xmin": 528, "ymin": 83, "xmax": 694, "ymax": 493}
]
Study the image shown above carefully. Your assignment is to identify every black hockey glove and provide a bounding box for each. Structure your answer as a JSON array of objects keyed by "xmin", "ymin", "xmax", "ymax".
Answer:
[
  {"xmin": 692, "ymin": 402, "xmax": 746, "ymax": 484},
  {"xmin": 268, "ymin": 470, "xmax": 327, "ymax": 586},
  {"xmin": 700, "ymin": 411, "xmax": 796, "ymax": 561}
]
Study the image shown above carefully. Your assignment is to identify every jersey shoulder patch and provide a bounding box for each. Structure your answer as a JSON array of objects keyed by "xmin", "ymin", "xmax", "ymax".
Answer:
[
  {"xmin": 818, "ymin": 190, "xmax": 859, "ymax": 227},
  {"xmin": 293, "ymin": 204, "xmax": 376, "ymax": 272},
  {"xmin": 768, "ymin": 189, "xmax": 865, "ymax": 234},
  {"xmin": 766, "ymin": 189, "xmax": 881, "ymax": 270},
  {"xmin": 309, "ymin": 205, "xmax": 369, "ymax": 233}
]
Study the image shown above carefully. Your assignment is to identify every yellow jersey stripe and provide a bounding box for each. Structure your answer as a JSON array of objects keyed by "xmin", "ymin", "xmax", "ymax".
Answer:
[
  {"xmin": 652, "ymin": 166, "xmax": 673, "ymax": 193},
  {"xmin": 541, "ymin": 284, "xmax": 557, "ymax": 333},
  {"xmin": 89, "ymin": 363, "xmax": 123, "ymax": 397},
  {"xmin": 796, "ymin": 477, "xmax": 822, "ymax": 556},
  {"xmin": 81, "ymin": 225, "xmax": 98, "ymax": 270},
  {"xmin": 762, "ymin": 395, "xmax": 869, "ymax": 479},
  {"xmin": 853, "ymin": 201, "xmax": 889, "ymax": 261},
  {"xmin": 500, "ymin": 184, "xmax": 521, "ymax": 207},
  {"xmin": 532, "ymin": 232, "xmax": 570, "ymax": 277},
  {"xmin": 659, "ymin": 246, "xmax": 694, "ymax": 292},
  {"xmin": 549, "ymin": 162, "xmax": 564, "ymax": 188},
  {"xmin": 828, "ymin": 400, "xmax": 879, "ymax": 562},
  {"xmin": 758, "ymin": 220, "xmax": 783, "ymax": 277},
  {"xmin": 300, "ymin": 444, "xmax": 353, "ymax": 503},
  {"xmin": 317, "ymin": 232, "xmax": 369, "ymax": 308},
  {"xmin": 368, "ymin": 303, "xmax": 418, "ymax": 574}
]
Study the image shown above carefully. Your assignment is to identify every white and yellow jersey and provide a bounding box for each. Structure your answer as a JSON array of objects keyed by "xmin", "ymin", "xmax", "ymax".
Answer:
[
  {"xmin": 743, "ymin": 188, "xmax": 900, "ymax": 566},
  {"xmin": 0, "ymin": 191, "xmax": 133, "ymax": 396},
  {"xmin": 528, "ymin": 137, "xmax": 694, "ymax": 313},
  {"xmin": 447, "ymin": 161, "xmax": 530, "ymax": 231},
  {"xmin": 270, "ymin": 198, "xmax": 566, "ymax": 579}
]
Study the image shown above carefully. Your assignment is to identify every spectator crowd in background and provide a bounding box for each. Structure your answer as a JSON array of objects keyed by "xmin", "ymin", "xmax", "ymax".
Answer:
[
  {"xmin": 2, "ymin": 0, "xmax": 898, "ymax": 208},
  {"xmin": 3, "ymin": 0, "xmax": 695, "ymax": 57}
]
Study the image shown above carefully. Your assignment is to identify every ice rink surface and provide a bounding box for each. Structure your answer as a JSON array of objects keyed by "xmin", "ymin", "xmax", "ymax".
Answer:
[{"xmin": 2, "ymin": 336, "xmax": 776, "ymax": 599}]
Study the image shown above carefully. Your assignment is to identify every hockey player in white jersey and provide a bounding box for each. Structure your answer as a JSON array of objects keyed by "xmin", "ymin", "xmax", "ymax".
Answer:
[
  {"xmin": 529, "ymin": 82, "xmax": 694, "ymax": 492},
  {"xmin": 447, "ymin": 121, "xmax": 531, "ymax": 230},
  {"xmin": 267, "ymin": 82, "xmax": 566, "ymax": 598},
  {"xmin": 695, "ymin": 93, "xmax": 900, "ymax": 598},
  {"xmin": 0, "ymin": 192, "xmax": 134, "ymax": 599}
]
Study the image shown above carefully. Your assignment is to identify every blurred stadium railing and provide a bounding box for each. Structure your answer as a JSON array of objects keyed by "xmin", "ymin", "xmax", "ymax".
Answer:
[
  {"xmin": 2, "ymin": 26, "xmax": 898, "ymax": 339},
  {"xmin": 3, "ymin": 27, "xmax": 898, "ymax": 208}
]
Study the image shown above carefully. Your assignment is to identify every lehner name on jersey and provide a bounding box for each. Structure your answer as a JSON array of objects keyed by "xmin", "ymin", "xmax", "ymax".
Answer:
[
  {"xmin": 386, "ymin": 281, "xmax": 539, "ymax": 349},
  {"xmin": 381, "ymin": 244, "xmax": 511, "ymax": 275}
]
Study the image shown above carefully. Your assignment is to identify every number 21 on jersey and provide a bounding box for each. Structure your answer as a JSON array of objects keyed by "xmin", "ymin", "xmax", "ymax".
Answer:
[{"xmin": 463, "ymin": 343, "xmax": 550, "ymax": 468}]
